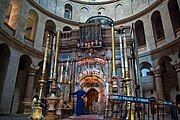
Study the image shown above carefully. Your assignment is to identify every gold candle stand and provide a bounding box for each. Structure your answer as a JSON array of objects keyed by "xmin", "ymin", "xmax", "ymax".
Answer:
[{"xmin": 28, "ymin": 34, "xmax": 50, "ymax": 120}]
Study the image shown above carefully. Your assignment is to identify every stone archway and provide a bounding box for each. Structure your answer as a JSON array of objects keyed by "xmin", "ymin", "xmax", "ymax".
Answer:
[
  {"xmin": 11, "ymin": 55, "xmax": 32, "ymax": 114},
  {"xmin": 86, "ymin": 88, "xmax": 99, "ymax": 114},
  {"xmin": 78, "ymin": 74, "xmax": 105, "ymax": 114},
  {"xmin": 76, "ymin": 57, "xmax": 107, "ymax": 114},
  {"xmin": 158, "ymin": 56, "xmax": 178, "ymax": 100}
]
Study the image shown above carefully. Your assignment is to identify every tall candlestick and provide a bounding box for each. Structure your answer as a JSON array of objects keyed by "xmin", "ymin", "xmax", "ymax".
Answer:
[
  {"xmin": 123, "ymin": 33, "xmax": 130, "ymax": 80},
  {"xmin": 53, "ymin": 30, "xmax": 61, "ymax": 79},
  {"xmin": 65, "ymin": 61, "xmax": 69, "ymax": 83},
  {"xmin": 74, "ymin": 62, "xmax": 78, "ymax": 85},
  {"xmin": 119, "ymin": 34, "xmax": 125, "ymax": 79},
  {"xmin": 50, "ymin": 36, "xmax": 56, "ymax": 79},
  {"xmin": 40, "ymin": 34, "xmax": 50, "ymax": 99},
  {"xmin": 111, "ymin": 24, "xmax": 116, "ymax": 78},
  {"xmin": 59, "ymin": 65, "xmax": 63, "ymax": 83},
  {"xmin": 28, "ymin": 34, "xmax": 50, "ymax": 120}
]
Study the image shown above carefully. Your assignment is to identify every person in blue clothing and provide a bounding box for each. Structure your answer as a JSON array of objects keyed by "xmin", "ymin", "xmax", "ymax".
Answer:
[{"xmin": 71, "ymin": 86, "xmax": 86, "ymax": 116}]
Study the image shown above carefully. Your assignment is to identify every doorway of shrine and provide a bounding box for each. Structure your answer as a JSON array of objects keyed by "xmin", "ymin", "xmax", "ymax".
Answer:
[
  {"xmin": 86, "ymin": 88, "xmax": 99, "ymax": 114},
  {"xmin": 77, "ymin": 57, "xmax": 107, "ymax": 114},
  {"xmin": 79, "ymin": 75, "xmax": 105, "ymax": 115}
]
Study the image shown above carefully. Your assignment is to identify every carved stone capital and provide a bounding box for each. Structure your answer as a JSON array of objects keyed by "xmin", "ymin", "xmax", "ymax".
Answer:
[
  {"xmin": 28, "ymin": 64, "xmax": 38, "ymax": 76},
  {"xmin": 171, "ymin": 60, "xmax": 180, "ymax": 72},
  {"xmin": 151, "ymin": 65, "xmax": 162, "ymax": 77}
]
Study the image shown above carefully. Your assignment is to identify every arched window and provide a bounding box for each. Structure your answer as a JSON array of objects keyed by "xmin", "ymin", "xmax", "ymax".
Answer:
[
  {"xmin": 80, "ymin": 7, "xmax": 89, "ymax": 23},
  {"xmin": 140, "ymin": 62, "xmax": 151, "ymax": 77},
  {"xmin": 62, "ymin": 26, "xmax": 72, "ymax": 39},
  {"xmin": 43, "ymin": 20, "xmax": 56, "ymax": 46},
  {"xmin": 135, "ymin": 20, "xmax": 146, "ymax": 47},
  {"xmin": 24, "ymin": 9, "xmax": 38, "ymax": 43},
  {"xmin": 158, "ymin": 56, "xmax": 174, "ymax": 73},
  {"xmin": 64, "ymin": 4, "xmax": 72, "ymax": 19},
  {"xmin": 5, "ymin": 4, "xmax": 12, "ymax": 24},
  {"xmin": 151, "ymin": 11, "xmax": 165, "ymax": 41},
  {"xmin": 63, "ymin": 26, "xmax": 72, "ymax": 31},
  {"xmin": 115, "ymin": 4, "xmax": 124, "ymax": 20},
  {"xmin": 98, "ymin": 7, "xmax": 106, "ymax": 16},
  {"xmin": 168, "ymin": 0, "xmax": 180, "ymax": 36},
  {"xmin": 5, "ymin": 0, "xmax": 22, "ymax": 29}
]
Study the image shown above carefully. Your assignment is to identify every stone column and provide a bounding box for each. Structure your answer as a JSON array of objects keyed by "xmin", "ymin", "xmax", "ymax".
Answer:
[
  {"xmin": 23, "ymin": 65, "xmax": 36, "ymax": 115},
  {"xmin": 172, "ymin": 61, "xmax": 180, "ymax": 91},
  {"xmin": 143, "ymin": 18, "xmax": 156, "ymax": 50},
  {"xmin": 0, "ymin": 50, "xmax": 20, "ymax": 114},
  {"xmin": 152, "ymin": 66, "xmax": 165, "ymax": 99},
  {"xmin": 33, "ymin": 15, "xmax": 46, "ymax": 51}
]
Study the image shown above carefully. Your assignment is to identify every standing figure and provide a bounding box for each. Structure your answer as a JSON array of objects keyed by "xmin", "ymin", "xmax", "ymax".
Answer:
[{"xmin": 71, "ymin": 86, "xmax": 86, "ymax": 116}]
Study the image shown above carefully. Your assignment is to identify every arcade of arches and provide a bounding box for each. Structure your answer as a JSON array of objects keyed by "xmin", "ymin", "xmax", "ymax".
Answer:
[{"xmin": 0, "ymin": 0, "xmax": 180, "ymax": 118}]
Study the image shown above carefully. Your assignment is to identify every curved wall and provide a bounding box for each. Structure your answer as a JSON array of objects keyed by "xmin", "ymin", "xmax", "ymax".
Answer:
[{"xmin": 33, "ymin": 0, "xmax": 157, "ymax": 22}]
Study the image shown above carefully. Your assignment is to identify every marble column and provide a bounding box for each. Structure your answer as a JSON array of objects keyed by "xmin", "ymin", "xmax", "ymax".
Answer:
[
  {"xmin": 23, "ymin": 65, "xmax": 36, "ymax": 115},
  {"xmin": 152, "ymin": 66, "xmax": 165, "ymax": 99},
  {"xmin": 173, "ymin": 61, "xmax": 180, "ymax": 91}
]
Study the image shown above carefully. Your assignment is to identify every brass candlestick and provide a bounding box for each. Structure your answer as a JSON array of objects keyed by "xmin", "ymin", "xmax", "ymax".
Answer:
[
  {"xmin": 28, "ymin": 34, "xmax": 50, "ymax": 120},
  {"xmin": 111, "ymin": 24, "xmax": 118, "ymax": 93},
  {"xmin": 120, "ymin": 30, "xmax": 135, "ymax": 120},
  {"xmin": 45, "ymin": 30, "xmax": 60, "ymax": 120}
]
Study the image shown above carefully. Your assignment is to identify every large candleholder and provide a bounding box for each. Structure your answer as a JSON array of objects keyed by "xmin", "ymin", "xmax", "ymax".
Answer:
[
  {"xmin": 28, "ymin": 34, "xmax": 50, "ymax": 120},
  {"xmin": 44, "ymin": 30, "xmax": 61, "ymax": 120},
  {"xmin": 56, "ymin": 96, "xmax": 64, "ymax": 118},
  {"xmin": 112, "ymin": 76, "xmax": 118, "ymax": 93},
  {"xmin": 44, "ymin": 93, "xmax": 58, "ymax": 120}
]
